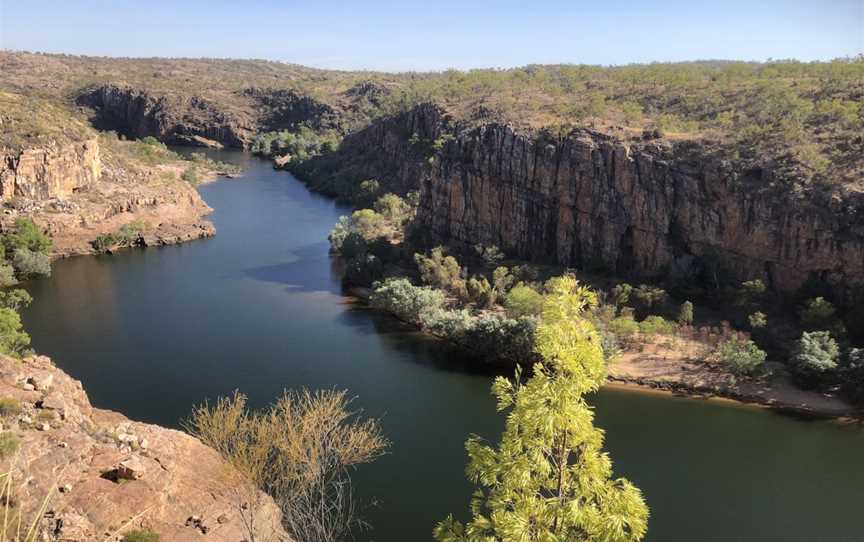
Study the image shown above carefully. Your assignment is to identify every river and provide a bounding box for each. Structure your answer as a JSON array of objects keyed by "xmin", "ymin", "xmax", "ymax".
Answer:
[{"xmin": 21, "ymin": 151, "xmax": 864, "ymax": 542}]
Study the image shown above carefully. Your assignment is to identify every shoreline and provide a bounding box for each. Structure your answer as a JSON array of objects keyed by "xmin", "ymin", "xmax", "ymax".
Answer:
[{"xmin": 344, "ymin": 287, "xmax": 862, "ymax": 421}]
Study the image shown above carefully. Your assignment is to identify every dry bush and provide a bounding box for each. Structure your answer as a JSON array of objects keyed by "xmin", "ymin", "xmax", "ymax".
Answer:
[{"xmin": 186, "ymin": 389, "xmax": 388, "ymax": 542}]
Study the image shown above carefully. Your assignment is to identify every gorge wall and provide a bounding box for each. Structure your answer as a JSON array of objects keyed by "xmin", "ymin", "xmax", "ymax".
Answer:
[
  {"xmin": 0, "ymin": 138, "xmax": 101, "ymax": 201},
  {"xmin": 311, "ymin": 104, "xmax": 864, "ymax": 295}
]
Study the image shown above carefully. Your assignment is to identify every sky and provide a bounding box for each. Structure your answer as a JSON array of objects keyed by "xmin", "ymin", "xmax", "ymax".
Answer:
[{"xmin": 1, "ymin": 0, "xmax": 861, "ymax": 72}]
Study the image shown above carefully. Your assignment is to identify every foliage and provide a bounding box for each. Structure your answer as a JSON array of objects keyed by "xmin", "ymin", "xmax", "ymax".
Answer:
[
  {"xmin": 435, "ymin": 275, "xmax": 648, "ymax": 542},
  {"xmin": 462, "ymin": 314, "xmax": 537, "ymax": 363},
  {"xmin": 611, "ymin": 283, "xmax": 633, "ymax": 307},
  {"xmin": 121, "ymin": 530, "xmax": 160, "ymax": 542},
  {"xmin": 0, "ymin": 306, "xmax": 32, "ymax": 358},
  {"xmin": 799, "ymin": 297, "xmax": 846, "ymax": 337},
  {"xmin": 11, "ymin": 249, "xmax": 51, "ymax": 278},
  {"xmin": 186, "ymin": 389, "xmax": 388, "ymax": 542},
  {"xmin": 638, "ymin": 315, "xmax": 676, "ymax": 337},
  {"xmin": 843, "ymin": 348, "xmax": 864, "ymax": 403},
  {"xmin": 369, "ymin": 278, "xmax": 446, "ymax": 324},
  {"xmin": 415, "ymin": 247, "xmax": 466, "ymax": 299},
  {"xmin": 504, "ymin": 283, "xmax": 544, "ymax": 318},
  {"xmin": 748, "ymin": 311, "xmax": 767, "ymax": 329},
  {"xmin": 793, "ymin": 331, "xmax": 840, "ymax": 385},
  {"xmin": 474, "ymin": 244, "xmax": 504, "ymax": 268},
  {"xmin": 373, "ymin": 193, "xmax": 412, "ymax": 226},
  {"xmin": 633, "ymin": 284, "xmax": 666, "ymax": 314},
  {"xmin": 717, "ymin": 337, "xmax": 766, "ymax": 375},
  {"xmin": 181, "ymin": 166, "xmax": 200, "ymax": 184},
  {"xmin": 0, "ymin": 264, "xmax": 17, "ymax": 288},
  {"xmin": 735, "ymin": 279, "xmax": 766, "ymax": 310},
  {"xmin": 3, "ymin": 218, "xmax": 51, "ymax": 255},
  {"xmin": 251, "ymin": 125, "xmax": 341, "ymax": 162},
  {"xmin": 343, "ymin": 254, "xmax": 383, "ymax": 286},
  {"xmin": 90, "ymin": 221, "xmax": 145, "ymax": 252},
  {"xmin": 677, "ymin": 301, "xmax": 694, "ymax": 325},
  {"xmin": 0, "ymin": 398, "xmax": 22, "ymax": 417}
]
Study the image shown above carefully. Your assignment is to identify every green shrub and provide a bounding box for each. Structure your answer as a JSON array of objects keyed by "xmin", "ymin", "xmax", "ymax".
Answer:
[
  {"xmin": 3, "ymin": 217, "xmax": 51, "ymax": 254},
  {"xmin": 373, "ymin": 193, "xmax": 411, "ymax": 226},
  {"xmin": 0, "ymin": 398, "xmax": 21, "ymax": 417},
  {"xmin": 181, "ymin": 166, "xmax": 199, "ymax": 184},
  {"xmin": 463, "ymin": 314, "xmax": 537, "ymax": 364},
  {"xmin": 677, "ymin": 301, "xmax": 694, "ymax": 325},
  {"xmin": 748, "ymin": 311, "xmax": 768, "ymax": 329},
  {"xmin": 609, "ymin": 316, "xmax": 639, "ymax": 340},
  {"xmin": 12, "ymin": 248, "xmax": 51, "ymax": 278},
  {"xmin": 504, "ymin": 284, "xmax": 544, "ymax": 318},
  {"xmin": 638, "ymin": 315, "xmax": 676, "ymax": 337},
  {"xmin": 793, "ymin": 331, "xmax": 840, "ymax": 385},
  {"xmin": 122, "ymin": 529, "xmax": 160, "ymax": 542},
  {"xmin": 0, "ymin": 307, "xmax": 31, "ymax": 357},
  {"xmin": 717, "ymin": 337, "xmax": 767, "ymax": 375},
  {"xmin": 0, "ymin": 263, "xmax": 17, "ymax": 287},
  {"xmin": 369, "ymin": 278, "xmax": 446, "ymax": 324},
  {"xmin": 91, "ymin": 233, "xmax": 119, "ymax": 252},
  {"xmin": 415, "ymin": 247, "xmax": 466, "ymax": 299},
  {"xmin": 0, "ymin": 432, "xmax": 20, "ymax": 459}
]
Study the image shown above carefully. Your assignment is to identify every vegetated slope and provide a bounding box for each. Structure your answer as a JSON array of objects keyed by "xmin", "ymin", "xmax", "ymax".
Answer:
[{"xmin": 2, "ymin": 52, "xmax": 862, "ymax": 288}]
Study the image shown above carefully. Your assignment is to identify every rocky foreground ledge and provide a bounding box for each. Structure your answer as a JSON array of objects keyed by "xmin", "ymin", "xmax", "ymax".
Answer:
[{"xmin": 0, "ymin": 355, "xmax": 288, "ymax": 541}]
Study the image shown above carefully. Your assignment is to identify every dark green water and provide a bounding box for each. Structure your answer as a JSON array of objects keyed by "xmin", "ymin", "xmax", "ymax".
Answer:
[{"xmin": 22, "ymin": 151, "xmax": 864, "ymax": 542}]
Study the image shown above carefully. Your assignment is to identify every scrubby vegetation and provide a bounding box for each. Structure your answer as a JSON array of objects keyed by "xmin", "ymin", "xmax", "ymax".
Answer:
[
  {"xmin": 251, "ymin": 125, "xmax": 341, "ymax": 162},
  {"xmin": 91, "ymin": 220, "xmax": 146, "ymax": 252},
  {"xmin": 186, "ymin": 389, "xmax": 387, "ymax": 542},
  {"xmin": 121, "ymin": 530, "xmax": 160, "ymax": 542}
]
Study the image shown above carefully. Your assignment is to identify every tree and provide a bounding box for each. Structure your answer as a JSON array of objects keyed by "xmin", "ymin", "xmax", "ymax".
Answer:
[
  {"xmin": 12, "ymin": 248, "xmax": 51, "ymax": 278},
  {"xmin": 611, "ymin": 283, "xmax": 633, "ymax": 307},
  {"xmin": 435, "ymin": 276, "xmax": 649, "ymax": 542},
  {"xmin": 717, "ymin": 337, "xmax": 766, "ymax": 375},
  {"xmin": 735, "ymin": 279, "xmax": 766, "ymax": 310},
  {"xmin": 793, "ymin": 331, "xmax": 840, "ymax": 385},
  {"xmin": 415, "ymin": 247, "xmax": 466, "ymax": 298},
  {"xmin": 633, "ymin": 284, "xmax": 665, "ymax": 314},
  {"xmin": 504, "ymin": 283, "xmax": 543, "ymax": 318},
  {"xmin": 374, "ymin": 193, "xmax": 412, "ymax": 226},
  {"xmin": 677, "ymin": 301, "xmax": 694, "ymax": 325},
  {"xmin": 0, "ymin": 307, "xmax": 31, "ymax": 357},
  {"xmin": 187, "ymin": 389, "xmax": 388, "ymax": 542},
  {"xmin": 799, "ymin": 297, "xmax": 846, "ymax": 337},
  {"xmin": 3, "ymin": 218, "xmax": 52, "ymax": 254},
  {"xmin": 748, "ymin": 311, "xmax": 767, "ymax": 329}
]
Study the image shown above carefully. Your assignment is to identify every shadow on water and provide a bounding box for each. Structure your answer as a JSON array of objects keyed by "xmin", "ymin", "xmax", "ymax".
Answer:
[{"xmin": 241, "ymin": 241, "xmax": 336, "ymax": 294}]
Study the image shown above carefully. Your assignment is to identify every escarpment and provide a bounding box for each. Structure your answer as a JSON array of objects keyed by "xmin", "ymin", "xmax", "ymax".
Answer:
[
  {"xmin": 0, "ymin": 138, "xmax": 101, "ymax": 201},
  {"xmin": 305, "ymin": 104, "xmax": 864, "ymax": 295},
  {"xmin": 77, "ymin": 85, "xmax": 253, "ymax": 148},
  {"xmin": 78, "ymin": 84, "xmax": 348, "ymax": 149},
  {"xmin": 0, "ymin": 354, "xmax": 288, "ymax": 541}
]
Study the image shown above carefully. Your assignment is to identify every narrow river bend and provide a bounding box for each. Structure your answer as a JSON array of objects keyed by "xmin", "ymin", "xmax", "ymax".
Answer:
[{"xmin": 22, "ymin": 151, "xmax": 864, "ymax": 542}]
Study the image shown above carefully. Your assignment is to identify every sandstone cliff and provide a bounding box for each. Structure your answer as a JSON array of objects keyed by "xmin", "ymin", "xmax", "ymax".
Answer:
[
  {"xmin": 0, "ymin": 354, "xmax": 288, "ymax": 541},
  {"xmin": 303, "ymin": 104, "xmax": 864, "ymax": 295},
  {"xmin": 0, "ymin": 135, "xmax": 216, "ymax": 256},
  {"xmin": 0, "ymin": 138, "xmax": 101, "ymax": 201}
]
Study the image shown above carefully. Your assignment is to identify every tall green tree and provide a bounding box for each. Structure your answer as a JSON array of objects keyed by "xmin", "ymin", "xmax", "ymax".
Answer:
[{"xmin": 434, "ymin": 276, "xmax": 648, "ymax": 542}]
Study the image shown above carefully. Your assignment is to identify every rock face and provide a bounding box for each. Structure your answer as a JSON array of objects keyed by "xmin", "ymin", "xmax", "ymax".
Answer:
[
  {"xmin": 313, "ymin": 104, "xmax": 864, "ymax": 294},
  {"xmin": 0, "ymin": 136, "xmax": 216, "ymax": 256},
  {"xmin": 78, "ymin": 85, "xmax": 252, "ymax": 148},
  {"xmin": 0, "ymin": 138, "xmax": 101, "ymax": 201},
  {"xmin": 244, "ymin": 87, "xmax": 343, "ymax": 132},
  {"xmin": 0, "ymin": 354, "xmax": 289, "ymax": 541}
]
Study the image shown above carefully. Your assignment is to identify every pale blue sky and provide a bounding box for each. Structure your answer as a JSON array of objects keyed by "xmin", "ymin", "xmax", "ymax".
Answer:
[{"xmin": 1, "ymin": 0, "xmax": 861, "ymax": 71}]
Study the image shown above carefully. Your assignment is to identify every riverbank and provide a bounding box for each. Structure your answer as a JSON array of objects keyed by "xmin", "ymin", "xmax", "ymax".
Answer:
[{"xmin": 346, "ymin": 287, "xmax": 861, "ymax": 419}]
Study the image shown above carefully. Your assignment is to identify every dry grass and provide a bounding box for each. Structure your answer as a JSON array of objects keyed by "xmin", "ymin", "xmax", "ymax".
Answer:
[{"xmin": 186, "ymin": 389, "xmax": 388, "ymax": 542}]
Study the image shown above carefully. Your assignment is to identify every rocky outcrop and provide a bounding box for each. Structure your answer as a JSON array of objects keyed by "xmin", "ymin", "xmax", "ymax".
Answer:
[
  {"xmin": 0, "ymin": 138, "xmax": 101, "ymax": 201},
  {"xmin": 244, "ymin": 87, "xmax": 343, "ymax": 132},
  {"xmin": 78, "ymin": 85, "xmax": 252, "ymax": 148},
  {"xmin": 306, "ymin": 104, "xmax": 864, "ymax": 295},
  {"xmin": 0, "ymin": 354, "xmax": 288, "ymax": 541},
  {"xmin": 0, "ymin": 136, "xmax": 216, "ymax": 257}
]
